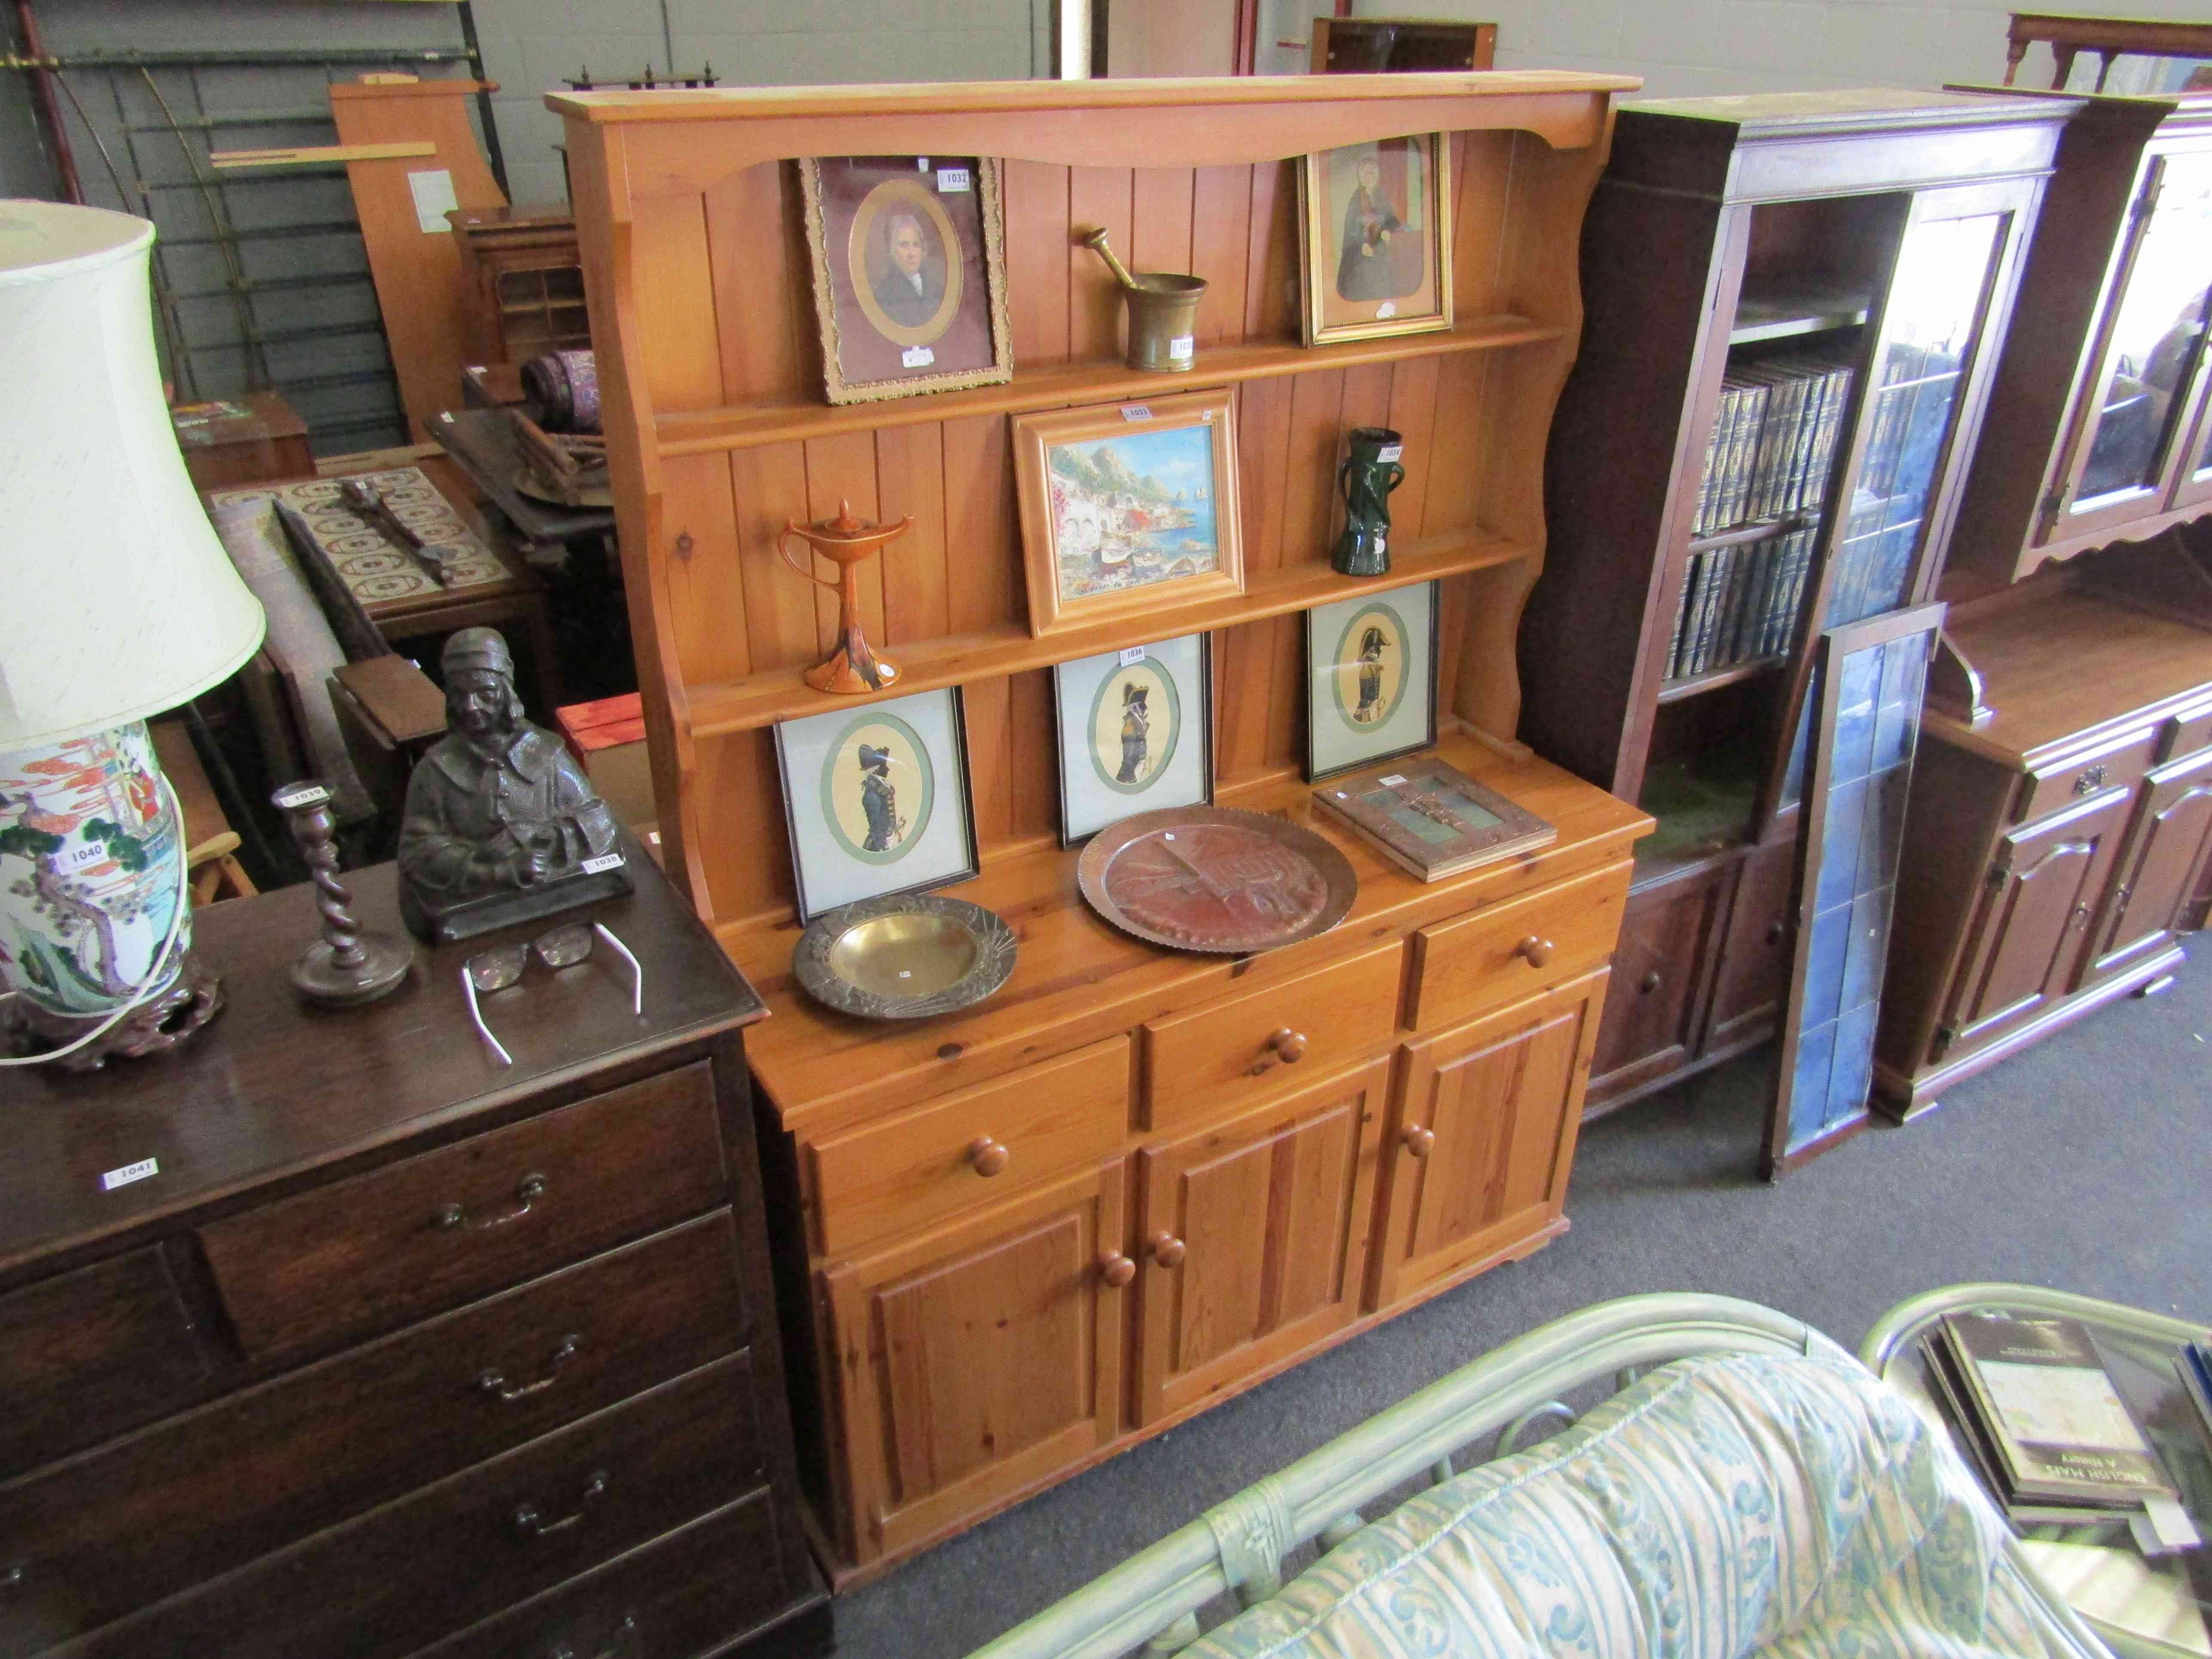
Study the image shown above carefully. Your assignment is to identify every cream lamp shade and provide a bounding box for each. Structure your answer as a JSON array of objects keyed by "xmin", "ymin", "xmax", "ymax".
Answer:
[{"xmin": 0, "ymin": 199, "xmax": 266, "ymax": 752}]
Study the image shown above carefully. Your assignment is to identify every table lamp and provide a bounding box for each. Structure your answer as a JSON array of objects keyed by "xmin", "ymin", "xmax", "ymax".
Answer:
[{"xmin": 0, "ymin": 200, "xmax": 266, "ymax": 1068}]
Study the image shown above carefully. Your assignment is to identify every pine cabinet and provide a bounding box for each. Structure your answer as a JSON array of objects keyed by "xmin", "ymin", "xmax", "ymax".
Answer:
[
  {"xmin": 552, "ymin": 72, "xmax": 1649, "ymax": 1586},
  {"xmin": 1519, "ymin": 90, "xmax": 2073, "ymax": 1118}
]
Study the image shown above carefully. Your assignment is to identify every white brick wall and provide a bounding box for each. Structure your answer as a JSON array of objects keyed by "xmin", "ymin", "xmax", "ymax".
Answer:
[
  {"xmin": 1355, "ymin": 0, "xmax": 2212, "ymax": 100},
  {"xmin": 473, "ymin": 0, "xmax": 1047, "ymax": 207}
]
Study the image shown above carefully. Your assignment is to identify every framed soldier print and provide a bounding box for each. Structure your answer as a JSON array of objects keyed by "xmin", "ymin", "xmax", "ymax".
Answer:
[
  {"xmin": 800, "ymin": 155, "xmax": 1014, "ymax": 404},
  {"xmin": 1296, "ymin": 133, "xmax": 1453, "ymax": 345},
  {"xmin": 772, "ymin": 687, "xmax": 978, "ymax": 921},
  {"xmin": 1303, "ymin": 580, "xmax": 1439, "ymax": 780},
  {"xmin": 1051, "ymin": 633, "xmax": 1214, "ymax": 845}
]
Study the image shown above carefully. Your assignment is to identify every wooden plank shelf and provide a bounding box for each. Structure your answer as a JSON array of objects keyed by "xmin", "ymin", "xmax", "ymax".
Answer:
[
  {"xmin": 1656, "ymin": 654, "xmax": 1788, "ymax": 702},
  {"xmin": 685, "ymin": 526, "xmax": 1528, "ymax": 737},
  {"xmin": 654, "ymin": 314, "xmax": 1564, "ymax": 457},
  {"xmin": 1728, "ymin": 287, "xmax": 1871, "ymax": 346}
]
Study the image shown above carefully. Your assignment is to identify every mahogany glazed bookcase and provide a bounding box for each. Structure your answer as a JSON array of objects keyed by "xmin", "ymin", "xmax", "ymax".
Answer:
[{"xmin": 550, "ymin": 74, "xmax": 1650, "ymax": 1582}]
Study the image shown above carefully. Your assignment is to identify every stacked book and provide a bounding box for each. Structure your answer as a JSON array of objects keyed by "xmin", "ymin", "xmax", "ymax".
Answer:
[
  {"xmin": 1689, "ymin": 352, "xmax": 1857, "ymax": 538},
  {"xmin": 1925, "ymin": 1310, "xmax": 2182, "ymax": 1527},
  {"xmin": 1664, "ymin": 523, "xmax": 1817, "ymax": 681}
]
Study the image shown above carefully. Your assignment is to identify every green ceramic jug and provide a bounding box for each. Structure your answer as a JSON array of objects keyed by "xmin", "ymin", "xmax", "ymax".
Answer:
[{"xmin": 1331, "ymin": 426, "xmax": 1406, "ymax": 577}]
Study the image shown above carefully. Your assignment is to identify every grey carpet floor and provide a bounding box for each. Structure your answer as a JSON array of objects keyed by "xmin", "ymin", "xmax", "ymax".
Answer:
[{"xmin": 827, "ymin": 950, "xmax": 2212, "ymax": 1658}]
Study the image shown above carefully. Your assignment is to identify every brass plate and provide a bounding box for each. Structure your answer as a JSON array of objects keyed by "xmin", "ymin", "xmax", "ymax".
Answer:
[
  {"xmin": 1077, "ymin": 806, "xmax": 1358, "ymax": 954},
  {"xmin": 793, "ymin": 893, "xmax": 1016, "ymax": 1021}
]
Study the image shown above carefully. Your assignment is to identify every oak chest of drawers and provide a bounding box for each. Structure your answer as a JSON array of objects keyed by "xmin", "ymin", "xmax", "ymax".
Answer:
[
  {"xmin": 727, "ymin": 737, "xmax": 1649, "ymax": 1586},
  {"xmin": 0, "ymin": 857, "xmax": 827, "ymax": 1659}
]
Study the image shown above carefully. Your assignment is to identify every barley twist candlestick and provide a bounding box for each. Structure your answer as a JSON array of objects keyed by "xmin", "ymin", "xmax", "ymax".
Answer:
[{"xmin": 273, "ymin": 780, "xmax": 415, "ymax": 1006}]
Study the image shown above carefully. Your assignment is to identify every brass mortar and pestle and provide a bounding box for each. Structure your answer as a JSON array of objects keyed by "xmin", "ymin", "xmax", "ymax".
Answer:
[{"xmin": 1079, "ymin": 227, "xmax": 1207, "ymax": 374}]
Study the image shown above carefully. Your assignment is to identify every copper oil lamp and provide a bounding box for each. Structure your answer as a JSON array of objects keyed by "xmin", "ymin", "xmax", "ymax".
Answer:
[{"xmin": 778, "ymin": 499, "xmax": 913, "ymax": 694}]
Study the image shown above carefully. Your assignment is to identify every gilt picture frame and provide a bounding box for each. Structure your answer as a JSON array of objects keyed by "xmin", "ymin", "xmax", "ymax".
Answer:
[
  {"xmin": 1296, "ymin": 133, "xmax": 1454, "ymax": 346},
  {"xmin": 1051, "ymin": 633, "xmax": 1214, "ymax": 846},
  {"xmin": 799, "ymin": 155, "xmax": 1014, "ymax": 405},
  {"xmin": 772, "ymin": 687, "xmax": 978, "ymax": 922},
  {"xmin": 1012, "ymin": 387, "xmax": 1245, "ymax": 639}
]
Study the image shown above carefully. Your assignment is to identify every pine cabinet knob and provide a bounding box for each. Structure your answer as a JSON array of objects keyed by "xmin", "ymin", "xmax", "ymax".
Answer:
[
  {"xmin": 1514, "ymin": 935, "xmax": 1554, "ymax": 967},
  {"xmin": 1097, "ymin": 1251, "xmax": 1136, "ymax": 1288},
  {"xmin": 1148, "ymin": 1231, "xmax": 1187, "ymax": 1268},
  {"xmin": 1401, "ymin": 1124, "xmax": 1436, "ymax": 1158},
  {"xmin": 967, "ymin": 1136, "xmax": 1011, "ymax": 1177},
  {"xmin": 1267, "ymin": 1027, "xmax": 1307, "ymax": 1063}
]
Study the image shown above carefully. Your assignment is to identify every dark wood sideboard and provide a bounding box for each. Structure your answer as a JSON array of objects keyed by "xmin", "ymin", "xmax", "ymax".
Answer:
[{"xmin": 0, "ymin": 851, "xmax": 828, "ymax": 1659}]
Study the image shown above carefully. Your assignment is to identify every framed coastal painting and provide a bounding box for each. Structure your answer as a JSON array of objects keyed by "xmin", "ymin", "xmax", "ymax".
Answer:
[
  {"xmin": 1296, "ymin": 133, "xmax": 1453, "ymax": 345},
  {"xmin": 772, "ymin": 687, "xmax": 978, "ymax": 921},
  {"xmin": 799, "ymin": 155, "xmax": 1013, "ymax": 404},
  {"xmin": 1051, "ymin": 633, "xmax": 1214, "ymax": 845},
  {"xmin": 1304, "ymin": 580, "xmax": 1439, "ymax": 780},
  {"xmin": 1012, "ymin": 388, "xmax": 1244, "ymax": 638}
]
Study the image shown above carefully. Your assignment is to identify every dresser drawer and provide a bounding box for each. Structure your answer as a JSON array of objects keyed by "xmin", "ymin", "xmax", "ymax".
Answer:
[
  {"xmin": 402, "ymin": 1488, "xmax": 805, "ymax": 1659},
  {"xmin": 2167, "ymin": 696, "xmax": 2212, "ymax": 762},
  {"xmin": 1139, "ymin": 939, "xmax": 1402, "ymax": 1130},
  {"xmin": 809, "ymin": 1036, "xmax": 1130, "ymax": 1256},
  {"xmin": 0, "ymin": 1247, "xmax": 212, "ymax": 1481},
  {"xmin": 0, "ymin": 1215, "xmax": 747, "ymax": 1646},
  {"xmin": 1405, "ymin": 862, "xmax": 1629, "ymax": 1031},
  {"xmin": 55, "ymin": 1357, "xmax": 763, "ymax": 1659},
  {"xmin": 199, "ymin": 1062, "xmax": 728, "ymax": 1359},
  {"xmin": 2017, "ymin": 728, "xmax": 2158, "ymax": 824}
]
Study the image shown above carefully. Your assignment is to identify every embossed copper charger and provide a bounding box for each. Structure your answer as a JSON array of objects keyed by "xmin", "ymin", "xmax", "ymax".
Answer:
[{"xmin": 1076, "ymin": 806, "xmax": 1358, "ymax": 954}]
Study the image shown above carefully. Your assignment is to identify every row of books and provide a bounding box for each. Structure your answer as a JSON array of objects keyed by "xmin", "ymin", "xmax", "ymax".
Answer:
[
  {"xmin": 1691, "ymin": 353, "xmax": 1857, "ymax": 537},
  {"xmin": 1926, "ymin": 1311, "xmax": 2183, "ymax": 1527},
  {"xmin": 1663, "ymin": 524, "xmax": 1816, "ymax": 681}
]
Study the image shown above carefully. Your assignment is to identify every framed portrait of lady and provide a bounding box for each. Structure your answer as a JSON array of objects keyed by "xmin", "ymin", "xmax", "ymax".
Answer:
[
  {"xmin": 772, "ymin": 687, "xmax": 978, "ymax": 921},
  {"xmin": 1303, "ymin": 580, "xmax": 1439, "ymax": 780},
  {"xmin": 1295, "ymin": 134, "xmax": 1454, "ymax": 345},
  {"xmin": 1051, "ymin": 634, "xmax": 1213, "ymax": 845},
  {"xmin": 799, "ymin": 155, "xmax": 1014, "ymax": 404}
]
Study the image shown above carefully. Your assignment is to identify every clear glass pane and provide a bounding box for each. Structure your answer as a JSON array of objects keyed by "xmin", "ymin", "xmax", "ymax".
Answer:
[
  {"xmin": 2078, "ymin": 154, "xmax": 2212, "ymax": 504},
  {"xmin": 1830, "ymin": 213, "xmax": 2003, "ymax": 618}
]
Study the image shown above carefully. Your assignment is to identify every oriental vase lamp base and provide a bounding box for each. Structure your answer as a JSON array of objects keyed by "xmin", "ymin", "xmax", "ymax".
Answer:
[
  {"xmin": 803, "ymin": 642, "xmax": 901, "ymax": 697},
  {"xmin": 3, "ymin": 951, "xmax": 223, "ymax": 1072}
]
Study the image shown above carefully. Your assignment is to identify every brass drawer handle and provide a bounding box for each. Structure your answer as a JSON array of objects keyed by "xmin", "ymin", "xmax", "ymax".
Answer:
[
  {"xmin": 551, "ymin": 1615, "xmax": 639, "ymax": 1659},
  {"xmin": 437, "ymin": 1173, "xmax": 547, "ymax": 1232},
  {"xmin": 2072, "ymin": 765, "xmax": 2107, "ymax": 796},
  {"xmin": 966, "ymin": 1136, "xmax": 1011, "ymax": 1177},
  {"xmin": 550, "ymin": 1614, "xmax": 639, "ymax": 1659},
  {"xmin": 1148, "ymin": 1231, "xmax": 1186, "ymax": 1269},
  {"xmin": 513, "ymin": 1470, "xmax": 608, "ymax": 1540},
  {"xmin": 1401, "ymin": 1124, "xmax": 1436, "ymax": 1159},
  {"xmin": 1514, "ymin": 935, "xmax": 1554, "ymax": 967},
  {"xmin": 1267, "ymin": 1027, "xmax": 1307, "ymax": 1063},
  {"xmin": 1097, "ymin": 1250, "xmax": 1136, "ymax": 1288},
  {"xmin": 477, "ymin": 1334, "xmax": 582, "ymax": 1402}
]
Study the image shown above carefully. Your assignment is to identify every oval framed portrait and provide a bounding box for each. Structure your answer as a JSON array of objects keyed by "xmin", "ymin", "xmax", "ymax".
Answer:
[
  {"xmin": 820, "ymin": 709, "xmax": 936, "ymax": 866},
  {"xmin": 848, "ymin": 177, "xmax": 964, "ymax": 349},
  {"xmin": 1304, "ymin": 580, "xmax": 1438, "ymax": 781},
  {"xmin": 1087, "ymin": 656, "xmax": 1183, "ymax": 796}
]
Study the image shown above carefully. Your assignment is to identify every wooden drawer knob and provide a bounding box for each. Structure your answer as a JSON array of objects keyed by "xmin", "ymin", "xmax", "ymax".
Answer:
[
  {"xmin": 1097, "ymin": 1251, "xmax": 1136, "ymax": 1288},
  {"xmin": 1514, "ymin": 935, "xmax": 1554, "ymax": 968},
  {"xmin": 1148, "ymin": 1231, "xmax": 1187, "ymax": 1269},
  {"xmin": 1766, "ymin": 920, "xmax": 1785, "ymax": 946},
  {"xmin": 1638, "ymin": 970, "xmax": 1662, "ymax": 994},
  {"xmin": 1401, "ymin": 1124, "xmax": 1436, "ymax": 1159},
  {"xmin": 1267, "ymin": 1028, "xmax": 1307, "ymax": 1063},
  {"xmin": 966, "ymin": 1136, "xmax": 1011, "ymax": 1177}
]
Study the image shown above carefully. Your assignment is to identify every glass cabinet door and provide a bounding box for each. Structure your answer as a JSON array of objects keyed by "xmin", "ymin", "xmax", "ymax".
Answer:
[{"xmin": 2051, "ymin": 147, "xmax": 2212, "ymax": 536}]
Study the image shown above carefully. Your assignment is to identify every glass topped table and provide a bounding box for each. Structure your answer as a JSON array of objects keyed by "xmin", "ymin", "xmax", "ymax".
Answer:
[{"xmin": 1864, "ymin": 1285, "xmax": 2212, "ymax": 1659}]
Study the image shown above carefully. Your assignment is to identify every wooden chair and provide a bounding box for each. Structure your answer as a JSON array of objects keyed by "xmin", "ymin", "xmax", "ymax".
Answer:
[
  {"xmin": 2003, "ymin": 12, "xmax": 2212, "ymax": 91},
  {"xmin": 149, "ymin": 720, "xmax": 258, "ymax": 905}
]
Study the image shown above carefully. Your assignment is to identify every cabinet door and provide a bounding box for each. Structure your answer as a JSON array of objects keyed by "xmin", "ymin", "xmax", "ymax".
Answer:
[
  {"xmin": 822, "ymin": 1161, "xmax": 1128, "ymax": 1563},
  {"xmin": 1133, "ymin": 1059, "xmax": 1388, "ymax": 1426},
  {"xmin": 1583, "ymin": 864, "xmax": 1726, "ymax": 1110},
  {"xmin": 1369, "ymin": 969, "xmax": 1606, "ymax": 1311},
  {"xmin": 2051, "ymin": 148, "xmax": 2212, "ymax": 536},
  {"xmin": 2081, "ymin": 746, "xmax": 2212, "ymax": 983},
  {"xmin": 1703, "ymin": 837, "xmax": 1797, "ymax": 1054},
  {"xmin": 1936, "ymin": 788, "xmax": 2133, "ymax": 1063}
]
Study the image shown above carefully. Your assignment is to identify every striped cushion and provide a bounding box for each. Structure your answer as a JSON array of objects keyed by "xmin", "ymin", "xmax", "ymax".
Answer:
[{"xmin": 1185, "ymin": 1349, "xmax": 2108, "ymax": 1659}]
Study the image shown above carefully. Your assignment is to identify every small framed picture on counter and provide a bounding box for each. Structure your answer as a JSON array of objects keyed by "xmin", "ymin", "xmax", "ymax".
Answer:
[
  {"xmin": 1052, "ymin": 633, "xmax": 1213, "ymax": 845},
  {"xmin": 1304, "ymin": 579, "xmax": 1438, "ymax": 780},
  {"xmin": 800, "ymin": 155, "xmax": 1013, "ymax": 404},
  {"xmin": 772, "ymin": 687, "xmax": 978, "ymax": 921}
]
